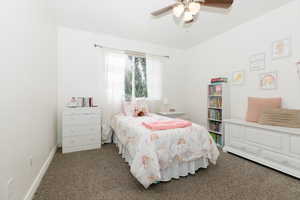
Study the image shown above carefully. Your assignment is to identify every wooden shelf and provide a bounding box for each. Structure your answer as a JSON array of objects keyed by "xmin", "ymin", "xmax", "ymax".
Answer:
[
  {"xmin": 208, "ymin": 107, "xmax": 222, "ymax": 110},
  {"xmin": 208, "ymin": 130, "xmax": 222, "ymax": 135},
  {"xmin": 208, "ymin": 118, "xmax": 222, "ymax": 122},
  {"xmin": 209, "ymin": 83, "xmax": 225, "ymax": 86},
  {"xmin": 208, "ymin": 95, "xmax": 222, "ymax": 97},
  {"xmin": 207, "ymin": 82, "xmax": 229, "ymax": 148}
]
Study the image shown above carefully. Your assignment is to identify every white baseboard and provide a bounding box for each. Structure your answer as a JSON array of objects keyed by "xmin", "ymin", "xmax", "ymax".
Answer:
[
  {"xmin": 62, "ymin": 143, "xmax": 101, "ymax": 154},
  {"xmin": 23, "ymin": 146, "xmax": 57, "ymax": 200}
]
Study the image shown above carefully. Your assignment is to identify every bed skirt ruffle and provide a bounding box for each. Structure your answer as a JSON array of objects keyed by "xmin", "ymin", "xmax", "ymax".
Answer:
[{"xmin": 113, "ymin": 134, "xmax": 209, "ymax": 182}]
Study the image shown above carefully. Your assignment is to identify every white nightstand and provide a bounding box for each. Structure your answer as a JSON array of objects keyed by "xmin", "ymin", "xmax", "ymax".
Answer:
[
  {"xmin": 62, "ymin": 107, "xmax": 102, "ymax": 154},
  {"xmin": 157, "ymin": 112, "xmax": 186, "ymax": 119}
]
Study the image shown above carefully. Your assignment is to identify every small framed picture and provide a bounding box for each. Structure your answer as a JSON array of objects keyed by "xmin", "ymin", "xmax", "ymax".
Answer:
[
  {"xmin": 271, "ymin": 38, "xmax": 291, "ymax": 60},
  {"xmin": 231, "ymin": 70, "xmax": 245, "ymax": 85},
  {"xmin": 260, "ymin": 71, "xmax": 278, "ymax": 90},
  {"xmin": 249, "ymin": 53, "xmax": 266, "ymax": 71}
]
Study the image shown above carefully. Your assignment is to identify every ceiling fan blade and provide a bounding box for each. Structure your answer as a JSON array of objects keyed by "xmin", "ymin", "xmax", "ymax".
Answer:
[
  {"xmin": 151, "ymin": 3, "xmax": 178, "ymax": 16},
  {"xmin": 199, "ymin": 0, "xmax": 234, "ymax": 9}
]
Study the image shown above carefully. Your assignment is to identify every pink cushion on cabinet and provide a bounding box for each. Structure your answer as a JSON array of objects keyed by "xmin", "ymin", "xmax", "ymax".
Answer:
[{"xmin": 246, "ymin": 97, "xmax": 282, "ymax": 122}]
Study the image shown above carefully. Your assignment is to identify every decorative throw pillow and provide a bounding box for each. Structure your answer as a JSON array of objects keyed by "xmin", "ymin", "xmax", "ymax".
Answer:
[
  {"xmin": 122, "ymin": 99, "xmax": 150, "ymax": 117},
  {"xmin": 122, "ymin": 101, "xmax": 136, "ymax": 116},
  {"xmin": 136, "ymin": 99, "xmax": 150, "ymax": 115},
  {"xmin": 259, "ymin": 108, "xmax": 300, "ymax": 128},
  {"xmin": 246, "ymin": 97, "xmax": 282, "ymax": 122}
]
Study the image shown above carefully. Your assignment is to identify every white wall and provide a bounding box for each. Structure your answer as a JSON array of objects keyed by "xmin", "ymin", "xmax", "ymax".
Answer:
[
  {"xmin": 0, "ymin": 1, "xmax": 57, "ymax": 200},
  {"xmin": 57, "ymin": 27, "xmax": 185, "ymax": 145},
  {"xmin": 183, "ymin": 0, "xmax": 300, "ymax": 125}
]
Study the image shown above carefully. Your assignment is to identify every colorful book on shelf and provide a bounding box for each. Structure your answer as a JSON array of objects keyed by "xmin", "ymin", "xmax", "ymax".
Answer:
[
  {"xmin": 209, "ymin": 85, "xmax": 222, "ymax": 96},
  {"xmin": 208, "ymin": 109, "xmax": 222, "ymax": 120},
  {"xmin": 209, "ymin": 97, "xmax": 222, "ymax": 108},
  {"xmin": 211, "ymin": 77, "xmax": 228, "ymax": 83},
  {"xmin": 210, "ymin": 133, "xmax": 217, "ymax": 143},
  {"xmin": 216, "ymin": 135, "xmax": 223, "ymax": 146},
  {"xmin": 208, "ymin": 85, "xmax": 222, "ymax": 96},
  {"xmin": 208, "ymin": 121, "xmax": 221, "ymax": 133}
]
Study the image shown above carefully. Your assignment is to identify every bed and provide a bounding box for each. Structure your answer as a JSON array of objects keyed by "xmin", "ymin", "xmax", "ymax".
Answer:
[{"xmin": 111, "ymin": 113, "xmax": 219, "ymax": 188}]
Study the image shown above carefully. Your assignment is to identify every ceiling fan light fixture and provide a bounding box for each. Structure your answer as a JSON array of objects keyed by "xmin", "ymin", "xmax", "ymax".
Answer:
[
  {"xmin": 183, "ymin": 11, "xmax": 193, "ymax": 22},
  {"xmin": 151, "ymin": 0, "xmax": 234, "ymax": 25},
  {"xmin": 189, "ymin": 2, "xmax": 201, "ymax": 15},
  {"xmin": 173, "ymin": 3, "xmax": 184, "ymax": 18}
]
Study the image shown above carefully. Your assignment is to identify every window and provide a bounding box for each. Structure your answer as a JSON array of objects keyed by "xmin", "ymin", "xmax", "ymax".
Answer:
[{"xmin": 125, "ymin": 56, "xmax": 148, "ymax": 101}]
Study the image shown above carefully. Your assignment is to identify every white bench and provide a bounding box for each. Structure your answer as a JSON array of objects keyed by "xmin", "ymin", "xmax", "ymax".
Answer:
[{"xmin": 223, "ymin": 119, "xmax": 300, "ymax": 179}]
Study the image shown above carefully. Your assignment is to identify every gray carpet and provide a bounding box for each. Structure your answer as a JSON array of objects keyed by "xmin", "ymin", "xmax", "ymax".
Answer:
[{"xmin": 33, "ymin": 144, "xmax": 300, "ymax": 200}]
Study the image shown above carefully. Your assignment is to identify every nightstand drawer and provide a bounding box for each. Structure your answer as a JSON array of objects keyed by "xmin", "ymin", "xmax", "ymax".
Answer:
[
  {"xmin": 64, "ymin": 108, "xmax": 101, "ymax": 115},
  {"xmin": 63, "ymin": 114, "xmax": 100, "ymax": 125},
  {"xmin": 63, "ymin": 134, "xmax": 101, "ymax": 147},
  {"xmin": 63, "ymin": 125, "xmax": 100, "ymax": 137}
]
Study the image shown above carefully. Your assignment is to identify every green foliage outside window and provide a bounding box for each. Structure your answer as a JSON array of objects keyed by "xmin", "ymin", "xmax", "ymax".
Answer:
[
  {"xmin": 125, "ymin": 56, "xmax": 148, "ymax": 101},
  {"xmin": 134, "ymin": 57, "xmax": 148, "ymax": 98}
]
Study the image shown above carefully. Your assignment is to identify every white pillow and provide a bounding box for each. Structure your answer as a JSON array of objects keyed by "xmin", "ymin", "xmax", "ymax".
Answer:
[
  {"xmin": 122, "ymin": 99, "xmax": 149, "ymax": 116},
  {"xmin": 136, "ymin": 99, "xmax": 150, "ymax": 114},
  {"xmin": 122, "ymin": 101, "xmax": 136, "ymax": 116}
]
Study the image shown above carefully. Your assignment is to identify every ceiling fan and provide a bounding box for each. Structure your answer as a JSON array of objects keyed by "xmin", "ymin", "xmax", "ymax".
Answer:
[{"xmin": 151, "ymin": 0, "xmax": 234, "ymax": 24}]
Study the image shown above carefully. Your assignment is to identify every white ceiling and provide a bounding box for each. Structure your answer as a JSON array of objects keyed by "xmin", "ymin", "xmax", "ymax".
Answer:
[{"xmin": 51, "ymin": 0, "xmax": 294, "ymax": 49}]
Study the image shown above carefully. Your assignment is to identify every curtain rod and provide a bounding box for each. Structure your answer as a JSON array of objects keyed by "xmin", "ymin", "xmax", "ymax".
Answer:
[{"xmin": 94, "ymin": 44, "xmax": 170, "ymax": 59}]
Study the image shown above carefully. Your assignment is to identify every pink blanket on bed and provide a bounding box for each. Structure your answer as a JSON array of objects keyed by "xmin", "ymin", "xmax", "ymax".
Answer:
[{"xmin": 142, "ymin": 120, "xmax": 192, "ymax": 131}]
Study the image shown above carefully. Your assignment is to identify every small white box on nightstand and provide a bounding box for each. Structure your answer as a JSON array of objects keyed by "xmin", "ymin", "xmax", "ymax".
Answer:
[{"xmin": 156, "ymin": 112, "xmax": 186, "ymax": 119}]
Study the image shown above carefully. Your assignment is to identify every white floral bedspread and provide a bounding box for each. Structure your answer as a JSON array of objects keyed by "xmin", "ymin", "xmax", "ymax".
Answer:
[{"xmin": 111, "ymin": 114, "xmax": 219, "ymax": 188}]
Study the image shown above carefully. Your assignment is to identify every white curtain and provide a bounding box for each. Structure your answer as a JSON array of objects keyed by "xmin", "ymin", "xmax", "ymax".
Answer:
[
  {"xmin": 100, "ymin": 49, "xmax": 127, "ymax": 143},
  {"xmin": 146, "ymin": 55, "xmax": 165, "ymax": 100}
]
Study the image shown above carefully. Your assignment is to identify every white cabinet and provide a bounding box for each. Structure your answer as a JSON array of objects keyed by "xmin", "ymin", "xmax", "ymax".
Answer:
[
  {"xmin": 62, "ymin": 107, "xmax": 101, "ymax": 153},
  {"xmin": 224, "ymin": 119, "xmax": 300, "ymax": 179}
]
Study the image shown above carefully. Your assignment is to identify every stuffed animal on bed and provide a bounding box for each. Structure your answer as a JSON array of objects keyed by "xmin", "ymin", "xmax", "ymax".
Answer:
[
  {"xmin": 122, "ymin": 99, "xmax": 150, "ymax": 117},
  {"xmin": 134, "ymin": 107, "xmax": 147, "ymax": 117}
]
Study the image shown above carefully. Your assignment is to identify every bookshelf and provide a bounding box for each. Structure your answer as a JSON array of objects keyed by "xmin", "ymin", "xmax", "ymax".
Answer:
[{"xmin": 207, "ymin": 82, "xmax": 230, "ymax": 148}]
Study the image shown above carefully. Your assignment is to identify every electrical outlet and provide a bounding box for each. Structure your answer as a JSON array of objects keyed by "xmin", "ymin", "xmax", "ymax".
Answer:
[{"xmin": 7, "ymin": 178, "xmax": 16, "ymax": 200}]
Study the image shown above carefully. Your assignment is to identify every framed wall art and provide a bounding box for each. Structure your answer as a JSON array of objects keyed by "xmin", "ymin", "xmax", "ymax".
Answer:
[
  {"xmin": 260, "ymin": 71, "xmax": 278, "ymax": 90},
  {"xmin": 271, "ymin": 38, "xmax": 291, "ymax": 60},
  {"xmin": 231, "ymin": 70, "xmax": 245, "ymax": 85},
  {"xmin": 249, "ymin": 53, "xmax": 266, "ymax": 71}
]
